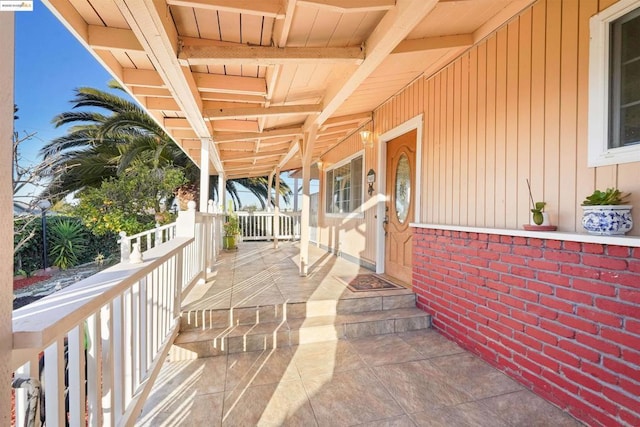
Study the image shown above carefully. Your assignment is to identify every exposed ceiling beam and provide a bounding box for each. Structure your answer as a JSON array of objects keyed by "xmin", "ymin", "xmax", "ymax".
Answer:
[
  {"xmin": 213, "ymin": 126, "xmax": 303, "ymax": 143},
  {"xmin": 88, "ymin": 25, "xmax": 144, "ymax": 52},
  {"xmin": 164, "ymin": 117, "xmax": 191, "ymax": 128},
  {"xmin": 115, "ymin": 0, "xmax": 224, "ymax": 173},
  {"xmin": 217, "ymin": 141, "xmax": 258, "ymax": 150},
  {"xmin": 392, "ymin": 34, "xmax": 473, "ymax": 54},
  {"xmin": 321, "ymin": 112, "xmax": 371, "ymax": 128},
  {"xmin": 166, "ymin": 0, "xmax": 285, "ymax": 19},
  {"xmin": 146, "ymin": 97, "xmax": 180, "ymax": 111},
  {"xmin": 179, "ymin": 45, "xmax": 365, "ymax": 66},
  {"xmin": 205, "ymin": 104, "xmax": 322, "ymax": 120},
  {"xmin": 310, "ymin": 0, "xmax": 439, "ymax": 127},
  {"xmin": 297, "ymin": 0, "xmax": 395, "ymax": 13},
  {"xmin": 193, "ymin": 72, "xmax": 267, "ymax": 95},
  {"xmin": 132, "ymin": 86, "xmax": 172, "ymax": 97},
  {"xmin": 122, "ymin": 68, "xmax": 164, "ymax": 87},
  {"xmin": 223, "ymin": 148, "xmax": 291, "ymax": 161},
  {"xmin": 200, "ymin": 92, "xmax": 265, "ymax": 104},
  {"xmin": 211, "ymin": 120, "xmax": 259, "ymax": 132}
]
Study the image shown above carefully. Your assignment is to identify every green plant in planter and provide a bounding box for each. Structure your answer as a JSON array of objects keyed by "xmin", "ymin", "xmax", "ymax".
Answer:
[
  {"xmin": 526, "ymin": 179, "xmax": 546, "ymax": 225},
  {"xmin": 582, "ymin": 188, "xmax": 630, "ymax": 205},
  {"xmin": 530, "ymin": 202, "xmax": 547, "ymax": 226}
]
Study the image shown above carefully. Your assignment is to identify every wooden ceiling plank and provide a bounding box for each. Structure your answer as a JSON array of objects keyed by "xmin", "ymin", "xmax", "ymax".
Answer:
[
  {"xmin": 180, "ymin": 45, "xmax": 365, "ymax": 66},
  {"xmin": 166, "ymin": 0, "xmax": 285, "ymax": 19},
  {"xmin": 392, "ymin": 34, "xmax": 473, "ymax": 54},
  {"xmin": 205, "ymin": 104, "xmax": 322, "ymax": 120},
  {"xmin": 213, "ymin": 126, "xmax": 302, "ymax": 142},
  {"xmin": 297, "ymin": 0, "xmax": 395, "ymax": 13},
  {"xmin": 193, "ymin": 72, "xmax": 267, "ymax": 95}
]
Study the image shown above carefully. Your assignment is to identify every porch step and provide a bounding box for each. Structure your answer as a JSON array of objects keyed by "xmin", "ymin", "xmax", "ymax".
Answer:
[
  {"xmin": 170, "ymin": 307, "xmax": 430, "ymax": 360},
  {"xmin": 179, "ymin": 293, "xmax": 418, "ymax": 332}
]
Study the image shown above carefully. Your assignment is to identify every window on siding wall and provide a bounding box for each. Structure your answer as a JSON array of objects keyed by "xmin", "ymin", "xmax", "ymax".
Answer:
[
  {"xmin": 325, "ymin": 156, "xmax": 363, "ymax": 214},
  {"xmin": 589, "ymin": 0, "xmax": 640, "ymax": 166}
]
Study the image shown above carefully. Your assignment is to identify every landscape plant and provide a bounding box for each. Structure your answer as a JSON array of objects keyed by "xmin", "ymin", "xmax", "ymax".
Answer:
[{"xmin": 48, "ymin": 218, "xmax": 88, "ymax": 270}]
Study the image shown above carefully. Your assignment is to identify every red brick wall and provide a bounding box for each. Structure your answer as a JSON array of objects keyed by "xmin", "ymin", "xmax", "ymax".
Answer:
[{"xmin": 412, "ymin": 227, "xmax": 640, "ymax": 427}]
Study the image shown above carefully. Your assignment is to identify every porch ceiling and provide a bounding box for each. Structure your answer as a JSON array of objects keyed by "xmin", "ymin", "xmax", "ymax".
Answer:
[{"xmin": 44, "ymin": 0, "xmax": 532, "ymax": 180}]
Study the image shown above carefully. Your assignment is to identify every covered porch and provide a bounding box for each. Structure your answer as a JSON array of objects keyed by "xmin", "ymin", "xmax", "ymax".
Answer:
[{"xmin": 140, "ymin": 241, "xmax": 580, "ymax": 426}]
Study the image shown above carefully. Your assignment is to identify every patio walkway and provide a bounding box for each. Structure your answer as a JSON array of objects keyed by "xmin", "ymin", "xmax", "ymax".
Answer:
[{"xmin": 137, "ymin": 242, "xmax": 583, "ymax": 426}]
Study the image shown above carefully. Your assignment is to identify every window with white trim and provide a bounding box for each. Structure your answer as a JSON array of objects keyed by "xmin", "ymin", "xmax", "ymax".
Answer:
[
  {"xmin": 589, "ymin": 0, "xmax": 640, "ymax": 166},
  {"xmin": 325, "ymin": 155, "xmax": 363, "ymax": 214}
]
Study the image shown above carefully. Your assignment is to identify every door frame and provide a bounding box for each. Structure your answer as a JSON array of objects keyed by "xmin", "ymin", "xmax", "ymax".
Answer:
[{"xmin": 375, "ymin": 114, "xmax": 424, "ymax": 274}]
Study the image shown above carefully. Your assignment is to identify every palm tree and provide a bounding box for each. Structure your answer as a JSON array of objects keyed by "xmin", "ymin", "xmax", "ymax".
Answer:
[{"xmin": 40, "ymin": 82, "xmax": 291, "ymax": 206}]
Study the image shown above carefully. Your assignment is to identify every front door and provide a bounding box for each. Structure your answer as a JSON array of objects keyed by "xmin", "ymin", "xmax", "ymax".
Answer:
[{"xmin": 384, "ymin": 130, "xmax": 416, "ymax": 285}]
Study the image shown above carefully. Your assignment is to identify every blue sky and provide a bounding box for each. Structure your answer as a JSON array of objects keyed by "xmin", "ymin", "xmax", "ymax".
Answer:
[
  {"xmin": 15, "ymin": 3, "xmax": 116, "ymax": 165},
  {"xmin": 14, "ymin": 4, "xmax": 311, "ymax": 209}
]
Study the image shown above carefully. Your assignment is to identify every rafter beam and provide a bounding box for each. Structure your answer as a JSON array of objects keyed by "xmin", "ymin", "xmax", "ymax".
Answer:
[
  {"xmin": 311, "ymin": 0, "xmax": 439, "ymax": 127},
  {"xmin": 392, "ymin": 34, "xmax": 474, "ymax": 54},
  {"xmin": 166, "ymin": 0, "xmax": 285, "ymax": 18},
  {"xmin": 200, "ymin": 92, "xmax": 265, "ymax": 104},
  {"xmin": 321, "ymin": 112, "xmax": 371, "ymax": 128},
  {"xmin": 122, "ymin": 68, "xmax": 164, "ymax": 87},
  {"xmin": 164, "ymin": 117, "xmax": 191, "ymax": 128},
  {"xmin": 297, "ymin": 0, "xmax": 395, "ymax": 13},
  {"xmin": 223, "ymin": 148, "xmax": 291, "ymax": 161},
  {"xmin": 211, "ymin": 120, "xmax": 259, "ymax": 132},
  {"xmin": 193, "ymin": 72, "xmax": 267, "ymax": 95},
  {"xmin": 88, "ymin": 25, "xmax": 144, "ymax": 52},
  {"xmin": 205, "ymin": 104, "xmax": 322, "ymax": 120},
  {"xmin": 180, "ymin": 45, "xmax": 365, "ymax": 66},
  {"xmin": 115, "ymin": 0, "xmax": 224, "ymax": 173},
  {"xmin": 213, "ymin": 126, "xmax": 302, "ymax": 143}
]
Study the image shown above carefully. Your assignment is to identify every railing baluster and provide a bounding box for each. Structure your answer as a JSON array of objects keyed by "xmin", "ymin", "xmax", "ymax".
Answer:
[
  {"xmin": 67, "ymin": 324, "xmax": 86, "ymax": 427},
  {"xmin": 44, "ymin": 337, "xmax": 66, "ymax": 426},
  {"xmin": 86, "ymin": 310, "xmax": 103, "ymax": 427},
  {"xmin": 13, "ymin": 219, "xmax": 207, "ymax": 425},
  {"xmin": 124, "ymin": 288, "xmax": 133, "ymax": 406}
]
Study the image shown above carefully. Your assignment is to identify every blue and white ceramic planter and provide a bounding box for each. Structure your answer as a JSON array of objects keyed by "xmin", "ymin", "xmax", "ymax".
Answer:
[{"xmin": 581, "ymin": 205, "xmax": 633, "ymax": 235}]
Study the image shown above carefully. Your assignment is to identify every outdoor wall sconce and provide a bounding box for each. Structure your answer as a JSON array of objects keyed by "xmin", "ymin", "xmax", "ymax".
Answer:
[
  {"xmin": 360, "ymin": 130, "xmax": 374, "ymax": 148},
  {"xmin": 316, "ymin": 160, "xmax": 323, "ymax": 170},
  {"xmin": 367, "ymin": 168, "xmax": 376, "ymax": 196}
]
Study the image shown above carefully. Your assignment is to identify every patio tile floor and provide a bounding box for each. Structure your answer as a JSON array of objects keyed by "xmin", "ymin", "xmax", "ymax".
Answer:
[{"xmin": 137, "ymin": 242, "xmax": 583, "ymax": 426}]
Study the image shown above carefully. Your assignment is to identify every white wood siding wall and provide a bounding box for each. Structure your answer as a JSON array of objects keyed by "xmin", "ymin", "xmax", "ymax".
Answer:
[{"xmin": 318, "ymin": 0, "xmax": 640, "ymax": 264}]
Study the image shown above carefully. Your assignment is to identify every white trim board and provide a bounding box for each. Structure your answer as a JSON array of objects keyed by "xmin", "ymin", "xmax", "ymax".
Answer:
[{"xmin": 411, "ymin": 223, "xmax": 640, "ymax": 248}]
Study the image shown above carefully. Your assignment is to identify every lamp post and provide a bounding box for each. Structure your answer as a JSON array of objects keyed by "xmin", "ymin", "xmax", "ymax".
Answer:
[{"xmin": 38, "ymin": 199, "xmax": 51, "ymax": 271}]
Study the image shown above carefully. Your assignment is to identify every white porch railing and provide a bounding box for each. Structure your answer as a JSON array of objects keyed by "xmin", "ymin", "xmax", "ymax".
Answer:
[
  {"xmin": 236, "ymin": 211, "xmax": 301, "ymax": 241},
  {"xmin": 119, "ymin": 222, "xmax": 177, "ymax": 261},
  {"xmin": 11, "ymin": 206, "xmax": 223, "ymax": 426}
]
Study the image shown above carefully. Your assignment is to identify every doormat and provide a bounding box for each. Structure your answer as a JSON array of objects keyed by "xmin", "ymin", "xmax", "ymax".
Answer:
[{"xmin": 337, "ymin": 274, "xmax": 404, "ymax": 292}]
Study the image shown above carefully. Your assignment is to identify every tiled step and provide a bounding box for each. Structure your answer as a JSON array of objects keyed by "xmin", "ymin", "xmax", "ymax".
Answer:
[
  {"xmin": 179, "ymin": 293, "xmax": 417, "ymax": 331},
  {"xmin": 170, "ymin": 307, "xmax": 430, "ymax": 360}
]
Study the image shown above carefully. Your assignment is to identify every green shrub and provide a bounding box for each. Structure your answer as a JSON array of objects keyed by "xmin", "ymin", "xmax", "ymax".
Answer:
[{"xmin": 49, "ymin": 218, "xmax": 88, "ymax": 270}]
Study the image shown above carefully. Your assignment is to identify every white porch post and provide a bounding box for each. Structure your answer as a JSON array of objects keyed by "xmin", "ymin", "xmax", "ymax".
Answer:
[
  {"xmin": 293, "ymin": 177, "xmax": 299, "ymax": 211},
  {"xmin": 0, "ymin": 12, "xmax": 14, "ymax": 423},
  {"xmin": 266, "ymin": 170, "xmax": 274, "ymax": 213},
  {"xmin": 274, "ymin": 169, "xmax": 280, "ymax": 249},
  {"xmin": 198, "ymin": 138, "xmax": 210, "ymax": 213},
  {"xmin": 299, "ymin": 127, "xmax": 317, "ymax": 276},
  {"xmin": 218, "ymin": 173, "xmax": 226, "ymax": 212}
]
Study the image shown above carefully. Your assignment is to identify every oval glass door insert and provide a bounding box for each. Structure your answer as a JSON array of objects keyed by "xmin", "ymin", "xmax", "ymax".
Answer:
[{"xmin": 395, "ymin": 153, "xmax": 411, "ymax": 223}]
